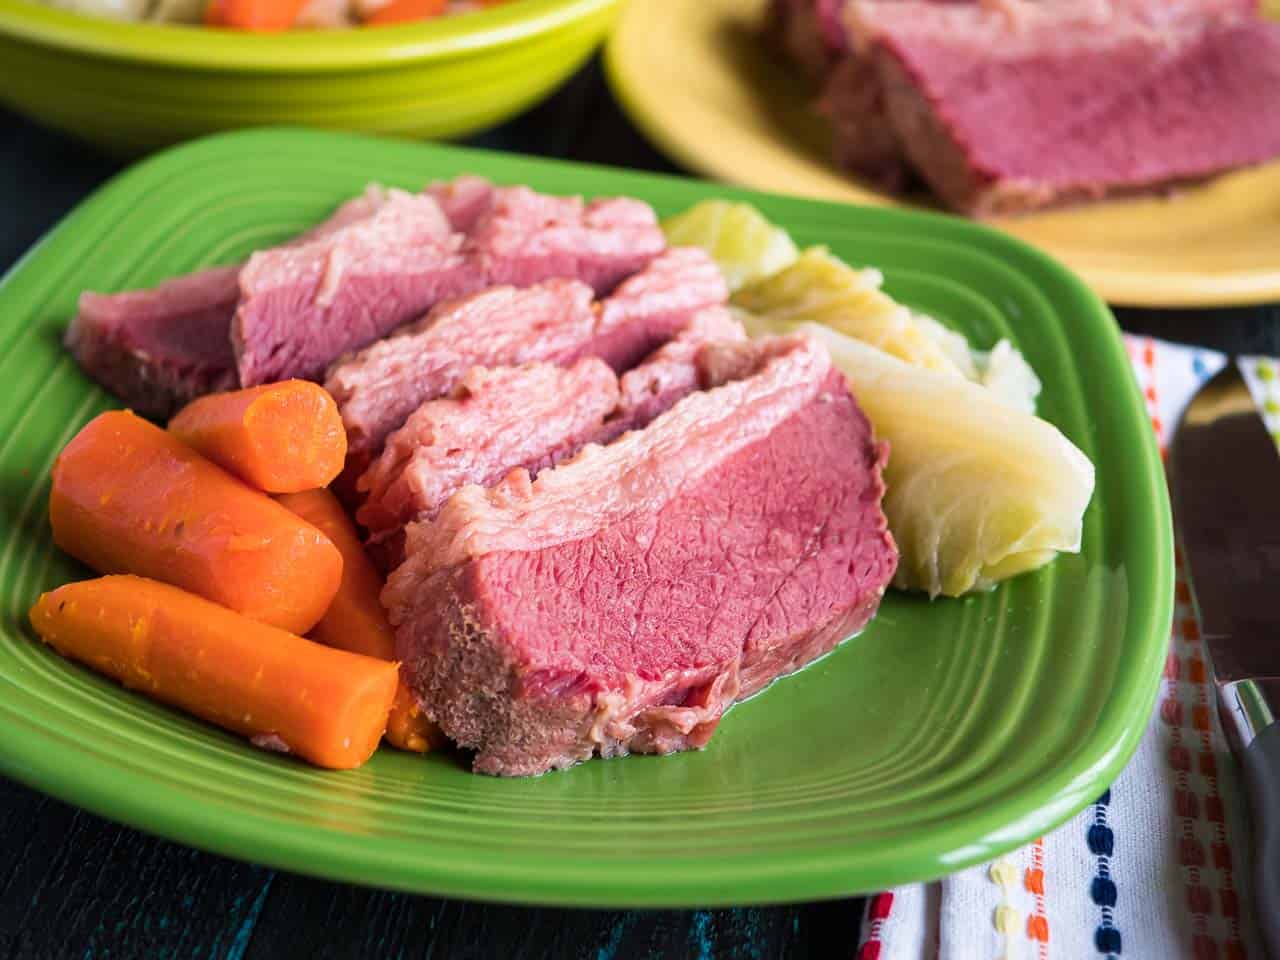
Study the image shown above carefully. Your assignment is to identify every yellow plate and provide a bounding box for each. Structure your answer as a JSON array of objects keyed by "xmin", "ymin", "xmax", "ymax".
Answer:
[{"xmin": 605, "ymin": 0, "xmax": 1280, "ymax": 307}]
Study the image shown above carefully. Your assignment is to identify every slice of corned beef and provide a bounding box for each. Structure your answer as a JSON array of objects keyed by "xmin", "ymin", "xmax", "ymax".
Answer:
[
  {"xmin": 818, "ymin": 54, "xmax": 913, "ymax": 191},
  {"xmin": 67, "ymin": 266, "xmax": 241, "ymax": 419},
  {"xmin": 601, "ymin": 306, "xmax": 747, "ymax": 445},
  {"xmin": 592, "ymin": 247, "xmax": 730, "ymax": 371},
  {"xmin": 357, "ymin": 359, "xmax": 621, "ymax": 565},
  {"xmin": 384, "ymin": 334, "xmax": 897, "ymax": 776},
  {"xmin": 356, "ymin": 306, "xmax": 747, "ymax": 568},
  {"xmin": 327, "ymin": 280, "xmax": 598, "ymax": 476},
  {"xmin": 327, "ymin": 247, "xmax": 728, "ymax": 474},
  {"xmin": 425, "ymin": 175, "xmax": 495, "ymax": 233},
  {"xmin": 467, "ymin": 186, "xmax": 665, "ymax": 295},
  {"xmin": 767, "ymin": 0, "xmax": 851, "ymax": 82},
  {"xmin": 232, "ymin": 189, "xmax": 467, "ymax": 386},
  {"xmin": 818, "ymin": 0, "xmax": 1261, "ymax": 195},
  {"xmin": 849, "ymin": 0, "xmax": 1280, "ymax": 214},
  {"xmin": 65, "ymin": 186, "xmax": 392, "ymax": 418}
]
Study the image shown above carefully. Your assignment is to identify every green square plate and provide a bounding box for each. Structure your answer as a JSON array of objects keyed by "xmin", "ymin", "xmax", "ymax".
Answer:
[{"xmin": 0, "ymin": 129, "xmax": 1171, "ymax": 907}]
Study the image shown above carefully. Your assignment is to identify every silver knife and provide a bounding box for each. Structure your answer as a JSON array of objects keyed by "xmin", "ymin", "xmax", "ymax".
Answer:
[{"xmin": 1171, "ymin": 361, "xmax": 1280, "ymax": 957}]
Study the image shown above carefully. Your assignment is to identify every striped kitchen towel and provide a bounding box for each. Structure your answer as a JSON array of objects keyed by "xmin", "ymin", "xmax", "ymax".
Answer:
[{"xmin": 857, "ymin": 337, "xmax": 1270, "ymax": 960}]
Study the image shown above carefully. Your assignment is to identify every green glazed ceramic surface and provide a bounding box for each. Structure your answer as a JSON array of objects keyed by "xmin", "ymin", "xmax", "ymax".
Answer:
[
  {"xmin": 0, "ymin": 0, "xmax": 617, "ymax": 155},
  {"xmin": 0, "ymin": 129, "xmax": 1172, "ymax": 907}
]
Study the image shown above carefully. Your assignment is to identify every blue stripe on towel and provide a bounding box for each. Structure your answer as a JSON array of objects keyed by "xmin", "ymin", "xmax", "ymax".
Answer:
[{"xmin": 1088, "ymin": 788, "xmax": 1122, "ymax": 957}]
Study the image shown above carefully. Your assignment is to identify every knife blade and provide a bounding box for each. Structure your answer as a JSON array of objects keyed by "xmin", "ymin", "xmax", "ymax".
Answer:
[{"xmin": 1170, "ymin": 360, "xmax": 1280, "ymax": 958}]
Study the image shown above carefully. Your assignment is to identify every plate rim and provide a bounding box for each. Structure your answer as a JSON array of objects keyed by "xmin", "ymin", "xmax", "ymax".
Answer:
[
  {"xmin": 603, "ymin": 0, "xmax": 1280, "ymax": 309},
  {"xmin": 0, "ymin": 127, "xmax": 1173, "ymax": 907}
]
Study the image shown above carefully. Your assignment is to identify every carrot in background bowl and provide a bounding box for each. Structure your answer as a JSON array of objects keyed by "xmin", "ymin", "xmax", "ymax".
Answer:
[
  {"xmin": 168, "ymin": 380, "xmax": 347, "ymax": 494},
  {"xmin": 50, "ymin": 410, "xmax": 342, "ymax": 635},
  {"xmin": 30, "ymin": 576, "xmax": 398, "ymax": 769},
  {"xmin": 364, "ymin": 0, "xmax": 444, "ymax": 26},
  {"xmin": 211, "ymin": 0, "xmax": 309, "ymax": 30}
]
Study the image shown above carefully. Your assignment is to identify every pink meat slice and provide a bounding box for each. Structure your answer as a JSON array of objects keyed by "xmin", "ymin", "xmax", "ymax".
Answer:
[
  {"xmin": 819, "ymin": 53, "xmax": 914, "ymax": 191},
  {"xmin": 327, "ymin": 246, "xmax": 728, "ymax": 473},
  {"xmin": 813, "ymin": 0, "xmax": 1262, "ymax": 194},
  {"xmin": 65, "ymin": 185, "xmax": 392, "ymax": 418},
  {"xmin": 357, "ymin": 359, "xmax": 621, "ymax": 564},
  {"xmin": 232, "ymin": 189, "xmax": 467, "ymax": 386},
  {"xmin": 592, "ymin": 246, "xmax": 730, "ymax": 371},
  {"xmin": 842, "ymin": 0, "xmax": 1279, "ymax": 213},
  {"xmin": 69, "ymin": 179, "xmax": 668, "ymax": 412},
  {"xmin": 237, "ymin": 183, "xmax": 667, "ymax": 387},
  {"xmin": 356, "ymin": 306, "xmax": 747, "ymax": 568},
  {"xmin": 327, "ymin": 280, "xmax": 599, "ymax": 474},
  {"xmin": 847, "ymin": 0, "xmax": 1258, "ymax": 57},
  {"xmin": 599, "ymin": 305, "xmax": 747, "ymax": 446},
  {"xmin": 468, "ymin": 186, "xmax": 666, "ymax": 295},
  {"xmin": 385, "ymin": 334, "xmax": 898, "ymax": 777},
  {"xmin": 425, "ymin": 175, "xmax": 495, "ymax": 233}
]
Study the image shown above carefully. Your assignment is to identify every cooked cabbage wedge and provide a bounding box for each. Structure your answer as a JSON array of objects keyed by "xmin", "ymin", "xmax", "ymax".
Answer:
[
  {"xmin": 732, "ymin": 247, "xmax": 972, "ymax": 377},
  {"xmin": 913, "ymin": 314, "xmax": 1041, "ymax": 414},
  {"xmin": 742, "ymin": 314, "xmax": 1095, "ymax": 597},
  {"xmin": 669, "ymin": 197, "xmax": 1043, "ymax": 412},
  {"xmin": 660, "ymin": 201, "xmax": 799, "ymax": 291},
  {"xmin": 975, "ymin": 340, "xmax": 1042, "ymax": 415},
  {"xmin": 912, "ymin": 312, "xmax": 979, "ymax": 378}
]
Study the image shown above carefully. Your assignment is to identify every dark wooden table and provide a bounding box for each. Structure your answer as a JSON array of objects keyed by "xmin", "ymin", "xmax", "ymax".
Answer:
[{"xmin": 2, "ymin": 55, "xmax": 1277, "ymax": 960}]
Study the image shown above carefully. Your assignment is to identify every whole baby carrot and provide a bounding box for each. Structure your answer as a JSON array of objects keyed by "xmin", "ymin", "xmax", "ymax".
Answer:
[
  {"xmin": 50, "ymin": 410, "xmax": 342, "ymax": 635},
  {"xmin": 277, "ymin": 488, "xmax": 442, "ymax": 753},
  {"xmin": 214, "ymin": 0, "xmax": 308, "ymax": 30},
  {"xmin": 30, "ymin": 576, "xmax": 398, "ymax": 770},
  {"xmin": 168, "ymin": 381, "xmax": 347, "ymax": 494},
  {"xmin": 365, "ymin": 0, "xmax": 445, "ymax": 25}
]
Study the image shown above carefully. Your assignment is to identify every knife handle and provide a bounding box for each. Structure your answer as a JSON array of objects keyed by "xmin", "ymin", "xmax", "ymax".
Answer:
[{"xmin": 1222, "ymin": 678, "xmax": 1280, "ymax": 958}]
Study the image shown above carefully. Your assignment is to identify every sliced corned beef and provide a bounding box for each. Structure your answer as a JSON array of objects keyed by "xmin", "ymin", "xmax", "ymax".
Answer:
[
  {"xmin": 327, "ymin": 280, "xmax": 599, "ymax": 475},
  {"xmin": 70, "ymin": 180, "xmax": 667, "ymax": 412},
  {"xmin": 592, "ymin": 247, "xmax": 730, "ymax": 370},
  {"xmin": 768, "ymin": 0, "xmax": 1005, "ymax": 80},
  {"xmin": 327, "ymin": 247, "xmax": 728, "ymax": 474},
  {"xmin": 818, "ymin": 54, "xmax": 911, "ymax": 191},
  {"xmin": 843, "ymin": 0, "xmax": 1280, "ymax": 214},
  {"xmin": 232, "ymin": 189, "xmax": 466, "ymax": 386},
  {"xmin": 772, "ymin": 1, "xmax": 977, "ymax": 189},
  {"xmin": 426, "ymin": 175, "xmax": 495, "ymax": 233},
  {"xmin": 847, "ymin": 0, "xmax": 1261, "ymax": 66},
  {"xmin": 65, "ymin": 186, "xmax": 392, "ymax": 418},
  {"xmin": 66, "ymin": 266, "xmax": 241, "ymax": 419},
  {"xmin": 467, "ymin": 187, "xmax": 665, "ymax": 295},
  {"xmin": 356, "ymin": 359, "xmax": 621, "ymax": 565},
  {"xmin": 355, "ymin": 306, "xmax": 747, "ymax": 568},
  {"xmin": 384, "ymin": 334, "xmax": 897, "ymax": 776},
  {"xmin": 602, "ymin": 305, "xmax": 747, "ymax": 445},
  {"xmin": 809, "ymin": 0, "xmax": 1264, "ymax": 197},
  {"xmin": 767, "ymin": 0, "xmax": 852, "ymax": 82}
]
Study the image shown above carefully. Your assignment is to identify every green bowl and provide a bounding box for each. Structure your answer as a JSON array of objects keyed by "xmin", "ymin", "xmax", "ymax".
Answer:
[{"xmin": 0, "ymin": 0, "xmax": 619, "ymax": 155}]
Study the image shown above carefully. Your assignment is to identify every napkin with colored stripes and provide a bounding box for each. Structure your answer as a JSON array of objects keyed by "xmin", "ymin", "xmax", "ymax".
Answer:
[{"xmin": 856, "ymin": 337, "xmax": 1278, "ymax": 960}]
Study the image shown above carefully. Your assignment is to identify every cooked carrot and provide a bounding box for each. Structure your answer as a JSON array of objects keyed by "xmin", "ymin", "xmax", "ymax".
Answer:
[
  {"xmin": 203, "ymin": 0, "xmax": 226, "ymax": 23},
  {"xmin": 168, "ymin": 381, "xmax": 347, "ymax": 494},
  {"xmin": 365, "ymin": 0, "xmax": 445, "ymax": 25},
  {"xmin": 277, "ymin": 488, "xmax": 442, "ymax": 753},
  {"xmin": 50, "ymin": 410, "xmax": 342, "ymax": 635},
  {"xmin": 30, "ymin": 576, "xmax": 397, "ymax": 770},
  {"xmin": 215, "ymin": 0, "xmax": 308, "ymax": 30}
]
